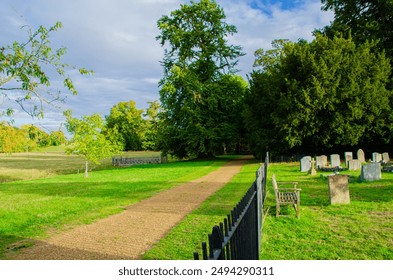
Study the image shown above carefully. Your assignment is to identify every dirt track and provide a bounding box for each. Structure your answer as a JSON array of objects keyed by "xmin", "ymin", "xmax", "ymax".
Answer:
[{"xmin": 12, "ymin": 157, "xmax": 251, "ymax": 260}]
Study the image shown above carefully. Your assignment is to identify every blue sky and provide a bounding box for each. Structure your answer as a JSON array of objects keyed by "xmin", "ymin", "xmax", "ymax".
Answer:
[{"xmin": 0, "ymin": 0, "xmax": 334, "ymax": 132}]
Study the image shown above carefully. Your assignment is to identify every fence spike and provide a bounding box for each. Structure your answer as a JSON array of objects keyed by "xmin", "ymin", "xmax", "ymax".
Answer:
[
  {"xmin": 202, "ymin": 242, "xmax": 208, "ymax": 260},
  {"xmin": 224, "ymin": 218, "xmax": 229, "ymax": 237}
]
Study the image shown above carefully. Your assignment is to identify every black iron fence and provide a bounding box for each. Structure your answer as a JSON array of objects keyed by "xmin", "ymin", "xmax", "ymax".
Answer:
[{"xmin": 193, "ymin": 154, "xmax": 268, "ymax": 260}]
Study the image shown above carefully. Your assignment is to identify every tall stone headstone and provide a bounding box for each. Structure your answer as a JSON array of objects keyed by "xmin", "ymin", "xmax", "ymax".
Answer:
[
  {"xmin": 330, "ymin": 154, "xmax": 341, "ymax": 168},
  {"xmin": 328, "ymin": 174, "xmax": 350, "ymax": 205},
  {"xmin": 316, "ymin": 155, "xmax": 328, "ymax": 168},
  {"xmin": 357, "ymin": 149, "xmax": 365, "ymax": 163},
  {"xmin": 361, "ymin": 163, "xmax": 382, "ymax": 181},
  {"xmin": 300, "ymin": 156, "xmax": 312, "ymax": 172},
  {"xmin": 348, "ymin": 159, "xmax": 362, "ymax": 171},
  {"xmin": 382, "ymin": 152, "xmax": 390, "ymax": 163},
  {"xmin": 344, "ymin": 152, "xmax": 353, "ymax": 167}
]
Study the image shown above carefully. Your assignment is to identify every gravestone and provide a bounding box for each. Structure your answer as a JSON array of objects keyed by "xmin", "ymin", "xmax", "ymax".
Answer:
[
  {"xmin": 316, "ymin": 155, "xmax": 328, "ymax": 168},
  {"xmin": 361, "ymin": 163, "xmax": 382, "ymax": 181},
  {"xmin": 372, "ymin": 153, "xmax": 382, "ymax": 163},
  {"xmin": 344, "ymin": 152, "xmax": 353, "ymax": 167},
  {"xmin": 300, "ymin": 156, "xmax": 311, "ymax": 172},
  {"xmin": 382, "ymin": 152, "xmax": 390, "ymax": 163},
  {"xmin": 328, "ymin": 174, "xmax": 350, "ymax": 205},
  {"xmin": 357, "ymin": 149, "xmax": 365, "ymax": 163},
  {"xmin": 348, "ymin": 159, "xmax": 361, "ymax": 171},
  {"xmin": 330, "ymin": 154, "xmax": 341, "ymax": 168},
  {"xmin": 309, "ymin": 158, "xmax": 317, "ymax": 175}
]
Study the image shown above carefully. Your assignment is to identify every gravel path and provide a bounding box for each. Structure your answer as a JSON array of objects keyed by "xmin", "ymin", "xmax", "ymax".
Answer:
[{"xmin": 12, "ymin": 157, "xmax": 251, "ymax": 260}]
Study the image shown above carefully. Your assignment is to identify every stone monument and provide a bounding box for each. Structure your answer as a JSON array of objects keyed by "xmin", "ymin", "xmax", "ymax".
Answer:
[
  {"xmin": 328, "ymin": 174, "xmax": 350, "ymax": 205},
  {"xmin": 357, "ymin": 149, "xmax": 365, "ymax": 163},
  {"xmin": 330, "ymin": 154, "xmax": 341, "ymax": 168},
  {"xmin": 300, "ymin": 156, "xmax": 312, "ymax": 172},
  {"xmin": 360, "ymin": 163, "xmax": 382, "ymax": 181}
]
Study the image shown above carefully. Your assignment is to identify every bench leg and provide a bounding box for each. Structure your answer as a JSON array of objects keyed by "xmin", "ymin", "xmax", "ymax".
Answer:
[
  {"xmin": 296, "ymin": 200, "xmax": 300, "ymax": 218},
  {"xmin": 276, "ymin": 204, "xmax": 280, "ymax": 218}
]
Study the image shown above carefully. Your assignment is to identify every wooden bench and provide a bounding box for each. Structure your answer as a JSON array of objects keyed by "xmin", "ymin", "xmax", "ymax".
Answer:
[{"xmin": 272, "ymin": 174, "xmax": 301, "ymax": 218}]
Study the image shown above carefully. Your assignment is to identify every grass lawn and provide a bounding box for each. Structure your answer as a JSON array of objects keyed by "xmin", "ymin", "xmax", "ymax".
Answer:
[
  {"xmin": 0, "ymin": 156, "xmax": 228, "ymax": 259},
  {"xmin": 261, "ymin": 162, "xmax": 393, "ymax": 260},
  {"xmin": 144, "ymin": 161, "xmax": 393, "ymax": 260}
]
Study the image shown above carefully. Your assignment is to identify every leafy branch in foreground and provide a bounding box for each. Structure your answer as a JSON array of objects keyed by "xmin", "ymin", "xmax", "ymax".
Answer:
[{"xmin": 0, "ymin": 21, "xmax": 92, "ymax": 118}]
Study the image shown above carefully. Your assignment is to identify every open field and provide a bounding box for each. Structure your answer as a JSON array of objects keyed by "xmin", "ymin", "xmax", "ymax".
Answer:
[
  {"xmin": 0, "ymin": 149, "xmax": 161, "ymax": 183},
  {"xmin": 0, "ymin": 155, "xmax": 228, "ymax": 259}
]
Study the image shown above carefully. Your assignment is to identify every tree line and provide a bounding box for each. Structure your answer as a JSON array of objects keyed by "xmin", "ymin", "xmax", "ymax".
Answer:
[
  {"xmin": 2, "ymin": 0, "xmax": 393, "ymax": 162},
  {"xmin": 0, "ymin": 122, "xmax": 66, "ymax": 153}
]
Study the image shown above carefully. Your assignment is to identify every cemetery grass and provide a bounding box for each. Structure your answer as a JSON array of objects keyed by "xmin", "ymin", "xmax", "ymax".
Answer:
[
  {"xmin": 0, "ymin": 157, "xmax": 228, "ymax": 259},
  {"xmin": 261, "ymin": 163, "xmax": 393, "ymax": 260}
]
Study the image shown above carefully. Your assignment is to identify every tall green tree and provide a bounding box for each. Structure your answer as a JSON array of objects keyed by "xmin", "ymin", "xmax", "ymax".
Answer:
[
  {"xmin": 157, "ymin": 0, "xmax": 244, "ymax": 158},
  {"xmin": 105, "ymin": 100, "xmax": 145, "ymax": 151},
  {"xmin": 0, "ymin": 22, "xmax": 92, "ymax": 118},
  {"xmin": 65, "ymin": 112, "xmax": 121, "ymax": 178},
  {"xmin": 142, "ymin": 100, "xmax": 162, "ymax": 151},
  {"xmin": 246, "ymin": 35, "xmax": 393, "ymax": 156},
  {"xmin": 321, "ymin": 0, "xmax": 393, "ymax": 59}
]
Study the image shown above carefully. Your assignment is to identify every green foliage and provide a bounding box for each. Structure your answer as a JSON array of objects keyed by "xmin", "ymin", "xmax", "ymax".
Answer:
[
  {"xmin": 105, "ymin": 100, "xmax": 146, "ymax": 151},
  {"xmin": 246, "ymin": 35, "xmax": 393, "ymax": 156},
  {"xmin": 0, "ymin": 122, "xmax": 36, "ymax": 153},
  {"xmin": 49, "ymin": 130, "xmax": 66, "ymax": 146},
  {"xmin": 20, "ymin": 124, "xmax": 51, "ymax": 147},
  {"xmin": 65, "ymin": 111, "xmax": 122, "ymax": 177},
  {"xmin": 142, "ymin": 101, "xmax": 162, "ymax": 151},
  {"xmin": 157, "ymin": 0, "xmax": 244, "ymax": 158},
  {"xmin": 0, "ymin": 22, "xmax": 92, "ymax": 118},
  {"xmin": 321, "ymin": 0, "xmax": 393, "ymax": 61}
]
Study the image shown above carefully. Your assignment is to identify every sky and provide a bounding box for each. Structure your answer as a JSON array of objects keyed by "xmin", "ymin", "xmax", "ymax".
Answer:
[{"xmin": 0, "ymin": 0, "xmax": 334, "ymax": 133}]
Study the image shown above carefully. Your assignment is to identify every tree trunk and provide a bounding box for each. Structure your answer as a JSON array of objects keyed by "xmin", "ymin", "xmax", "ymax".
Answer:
[{"xmin": 85, "ymin": 161, "xmax": 88, "ymax": 178}]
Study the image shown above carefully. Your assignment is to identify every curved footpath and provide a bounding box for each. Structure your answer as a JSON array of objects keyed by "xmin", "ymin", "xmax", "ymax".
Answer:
[{"xmin": 12, "ymin": 156, "xmax": 251, "ymax": 260}]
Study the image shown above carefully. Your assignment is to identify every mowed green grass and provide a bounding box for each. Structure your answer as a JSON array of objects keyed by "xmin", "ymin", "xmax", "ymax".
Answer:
[
  {"xmin": 261, "ymin": 163, "xmax": 393, "ymax": 260},
  {"xmin": 0, "ymin": 155, "xmax": 228, "ymax": 259},
  {"xmin": 144, "ymin": 161, "xmax": 393, "ymax": 260}
]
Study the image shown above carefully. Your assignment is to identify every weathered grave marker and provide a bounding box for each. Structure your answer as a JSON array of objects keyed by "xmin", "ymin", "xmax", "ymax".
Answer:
[
  {"xmin": 300, "ymin": 156, "xmax": 311, "ymax": 172},
  {"xmin": 316, "ymin": 155, "xmax": 328, "ymax": 169},
  {"xmin": 357, "ymin": 149, "xmax": 365, "ymax": 163},
  {"xmin": 382, "ymin": 152, "xmax": 390, "ymax": 163},
  {"xmin": 328, "ymin": 174, "xmax": 350, "ymax": 205},
  {"xmin": 344, "ymin": 152, "xmax": 353, "ymax": 167},
  {"xmin": 372, "ymin": 152, "xmax": 382, "ymax": 163},
  {"xmin": 330, "ymin": 154, "xmax": 341, "ymax": 167},
  {"xmin": 348, "ymin": 159, "xmax": 362, "ymax": 171},
  {"xmin": 309, "ymin": 158, "xmax": 317, "ymax": 175},
  {"xmin": 361, "ymin": 163, "xmax": 381, "ymax": 181}
]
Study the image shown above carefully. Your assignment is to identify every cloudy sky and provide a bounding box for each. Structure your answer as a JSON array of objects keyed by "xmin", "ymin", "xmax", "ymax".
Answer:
[{"xmin": 1, "ymin": 0, "xmax": 334, "ymax": 132}]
